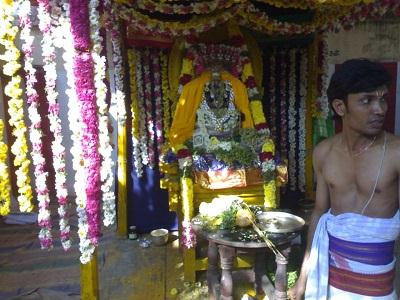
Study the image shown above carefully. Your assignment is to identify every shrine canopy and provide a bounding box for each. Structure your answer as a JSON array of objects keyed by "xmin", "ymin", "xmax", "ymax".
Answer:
[{"xmin": 113, "ymin": 0, "xmax": 400, "ymax": 39}]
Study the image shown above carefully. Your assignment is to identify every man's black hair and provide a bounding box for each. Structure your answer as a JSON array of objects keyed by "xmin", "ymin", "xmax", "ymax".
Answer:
[{"xmin": 327, "ymin": 59, "xmax": 391, "ymax": 108}]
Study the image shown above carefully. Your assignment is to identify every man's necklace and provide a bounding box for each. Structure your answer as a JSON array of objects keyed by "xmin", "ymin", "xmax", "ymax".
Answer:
[{"xmin": 352, "ymin": 135, "xmax": 377, "ymax": 157}]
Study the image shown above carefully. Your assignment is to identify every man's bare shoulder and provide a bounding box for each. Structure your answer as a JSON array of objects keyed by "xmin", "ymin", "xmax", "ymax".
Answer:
[
  {"xmin": 386, "ymin": 132, "xmax": 400, "ymax": 161},
  {"xmin": 313, "ymin": 135, "xmax": 339, "ymax": 169},
  {"xmin": 313, "ymin": 135, "xmax": 338, "ymax": 158}
]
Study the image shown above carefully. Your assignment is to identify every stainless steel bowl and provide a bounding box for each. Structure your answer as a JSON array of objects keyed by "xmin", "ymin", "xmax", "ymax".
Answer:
[{"xmin": 150, "ymin": 228, "xmax": 169, "ymax": 246}]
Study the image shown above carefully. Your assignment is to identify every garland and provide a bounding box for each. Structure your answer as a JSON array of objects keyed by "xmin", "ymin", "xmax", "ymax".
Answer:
[
  {"xmin": 279, "ymin": 50, "xmax": 288, "ymax": 158},
  {"xmin": 38, "ymin": 0, "xmax": 70, "ymax": 250},
  {"xmin": 135, "ymin": 50, "xmax": 150, "ymax": 168},
  {"xmin": 137, "ymin": 0, "xmax": 239, "ymax": 15},
  {"xmin": 269, "ymin": 52, "xmax": 277, "ymax": 140},
  {"xmin": 253, "ymin": 0, "xmax": 373, "ymax": 9},
  {"xmin": 89, "ymin": 0, "xmax": 115, "ymax": 227},
  {"xmin": 0, "ymin": 0, "xmax": 33, "ymax": 213},
  {"xmin": 143, "ymin": 49, "xmax": 156, "ymax": 167},
  {"xmin": 160, "ymin": 51, "xmax": 171, "ymax": 140},
  {"xmin": 70, "ymin": 0, "xmax": 102, "ymax": 248},
  {"xmin": 261, "ymin": 139, "xmax": 277, "ymax": 207},
  {"xmin": 0, "ymin": 119, "xmax": 11, "ymax": 216},
  {"xmin": 298, "ymin": 49, "xmax": 307, "ymax": 193},
  {"xmin": 151, "ymin": 50, "xmax": 164, "ymax": 159},
  {"xmin": 117, "ymin": 3, "xmax": 241, "ymax": 37},
  {"xmin": 287, "ymin": 49, "xmax": 297, "ymax": 191},
  {"xmin": 19, "ymin": 0, "xmax": 49, "ymax": 223},
  {"xmin": 313, "ymin": 35, "xmax": 330, "ymax": 119},
  {"xmin": 58, "ymin": 0, "xmax": 94, "ymax": 262},
  {"xmin": 105, "ymin": 2, "xmax": 127, "ymax": 126},
  {"xmin": 116, "ymin": 1, "xmax": 400, "ymax": 37},
  {"xmin": 128, "ymin": 49, "xmax": 143, "ymax": 177}
]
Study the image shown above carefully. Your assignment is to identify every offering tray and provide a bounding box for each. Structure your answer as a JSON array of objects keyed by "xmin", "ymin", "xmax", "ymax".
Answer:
[{"xmin": 256, "ymin": 211, "xmax": 305, "ymax": 233}]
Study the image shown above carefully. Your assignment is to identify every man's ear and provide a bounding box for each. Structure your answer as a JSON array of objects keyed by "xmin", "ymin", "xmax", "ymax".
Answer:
[{"xmin": 331, "ymin": 99, "xmax": 346, "ymax": 117}]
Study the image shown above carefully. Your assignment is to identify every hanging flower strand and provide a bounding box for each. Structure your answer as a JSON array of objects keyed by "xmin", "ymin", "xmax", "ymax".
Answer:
[
  {"xmin": 37, "ymin": 0, "xmax": 70, "ymax": 250},
  {"xmin": 60, "ymin": 0, "xmax": 94, "ymax": 263},
  {"xmin": 151, "ymin": 50, "xmax": 164, "ymax": 159},
  {"xmin": 160, "ymin": 51, "xmax": 171, "ymax": 140},
  {"xmin": 89, "ymin": 0, "xmax": 115, "ymax": 227},
  {"xmin": 143, "ymin": 49, "xmax": 156, "ymax": 167},
  {"xmin": 0, "ymin": 119, "xmax": 11, "ymax": 216},
  {"xmin": 0, "ymin": 0, "xmax": 34, "ymax": 214},
  {"xmin": 127, "ymin": 49, "xmax": 143, "ymax": 177},
  {"xmin": 70, "ymin": 0, "xmax": 102, "ymax": 246}
]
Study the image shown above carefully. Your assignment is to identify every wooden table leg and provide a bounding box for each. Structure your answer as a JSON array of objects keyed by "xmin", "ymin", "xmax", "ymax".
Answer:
[
  {"xmin": 207, "ymin": 241, "xmax": 219, "ymax": 300},
  {"xmin": 254, "ymin": 251, "xmax": 267, "ymax": 295},
  {"xmin": 218, "ymin": 245, "xmax": 236, "ymax": 300},
  {"xmin": 274, "ymin": 246, "xmax": 291, "ymax": 300}
]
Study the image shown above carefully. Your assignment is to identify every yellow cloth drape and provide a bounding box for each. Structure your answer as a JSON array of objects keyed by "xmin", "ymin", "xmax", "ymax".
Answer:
[{"xmin": 169, "ymin": 71, "xmax": 254, "ymax": 149}]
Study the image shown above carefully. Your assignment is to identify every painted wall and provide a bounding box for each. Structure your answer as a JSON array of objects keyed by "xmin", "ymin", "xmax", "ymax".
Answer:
[{"xmin": 326, "ymin": 17, "xmax": 400, "ymax": 135}]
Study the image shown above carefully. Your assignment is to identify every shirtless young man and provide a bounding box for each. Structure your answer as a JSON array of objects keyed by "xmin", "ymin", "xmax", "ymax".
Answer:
[{"xmin": 289, "ymin": 59, "xmax": 400, "ymax": 299}]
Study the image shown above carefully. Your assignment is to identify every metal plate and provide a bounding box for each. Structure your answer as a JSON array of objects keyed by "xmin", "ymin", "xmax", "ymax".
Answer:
[{"xmin": 256, "ymin": 211, "xmax": 305, "ymax": 233}]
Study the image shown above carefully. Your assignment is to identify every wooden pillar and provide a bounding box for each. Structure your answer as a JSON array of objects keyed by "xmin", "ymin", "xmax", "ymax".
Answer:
[
  {"xmin": 117, "ymin": 124, "xmax": 128, "ymax": 237},
  {"xmin": 305, "ymin": 36, "xmax": 319, "ymax": 199},
  {"xmin": 80, "ymin": 249, "xmax": 99, "ymax": 300}
]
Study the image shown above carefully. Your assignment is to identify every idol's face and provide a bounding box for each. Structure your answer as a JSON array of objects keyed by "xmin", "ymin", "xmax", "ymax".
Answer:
[{"xmin": 333, "ymin": 86, "xmax": 389, "ymax": 136}]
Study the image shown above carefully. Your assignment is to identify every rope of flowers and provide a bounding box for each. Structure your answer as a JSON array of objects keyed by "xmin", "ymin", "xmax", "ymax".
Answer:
[
  {"xmin": 176, "ymin": 144, "xmax": 196, "ymax": 248},
  {"xmin": 59, "ymin": 0, "xmax": 94, "ymax": 262},
  {"xmin": 142, "ymin": 48, "xmax": 156, "ymax": 167},
  {"xmin": 0, "ymin": 0, "xmax": 34, "ymax": 213},
  {"xmin": 298, "ymin": 49, "xmax": 308, "ymax": 193},
  {"xmin": 251, "ymin": 0, "xmax": 372, "ymax": 10},
  {"xmin": 70, "ymin": 0, "xmax": 102, "ymax": 248},
  {"xmin": 287, "ymin": 49, "xmax": 297, "ymax": 192},
  {"xmin": 260, "ymin": 139, "xmax": 277, "ymax": 207},
  {"xmin": 19, "ymin": 0, "xmax": 50, "ymax": 226},
  {"xmin": 160, "ymin": 50, "xmax": 171, "ymax": 139},
  {"xmin": 37, "ymin": 0, "xmax": 70, "ymax": 250},
  {"xmin": 151, "ymin": 50, "xmax": 164, "ymax": 159},
  {"xmin": 117, "ymin": 3, "xmax": 241, "ymax": 37},
  {"xmin": 137, "ymin": 0, "xmax": 240, "ymax": 15},
  {"xmin": 135, "ymin": 50, "xmax": 150, "ymax": 168},
  {"xmin": 279, "ymin": 50, "xmax": 288, "ymax": 159},
  {"xmin": 313, "ymin": 35, "xmax": 330, "ymax": 120},
  {"xmin": 89, "ymin": 0, "xmax": 115, "ymax": 227},
  {"xmin": 269, "ymin": 51, "xmax": 277, "ymax": 141},
  {"xmin": 0, "ymin": 119, "xmax": 11, "ymax": 216},
  {"xmin": 104, "ymin": 1, "xmax": 127, "ymax": 127},
  {"xmin": 127, "ymin": 49, "xmax": 143, "ymax": 177}
]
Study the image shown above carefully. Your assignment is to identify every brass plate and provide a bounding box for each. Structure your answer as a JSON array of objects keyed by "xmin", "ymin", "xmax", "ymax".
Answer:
[{"xmin": 257, "ymin": 211, "xmax": 305, "ymax": 233}]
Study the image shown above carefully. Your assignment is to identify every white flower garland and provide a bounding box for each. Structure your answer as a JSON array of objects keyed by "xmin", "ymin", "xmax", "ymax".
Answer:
[
  {"xmin": 108, "ymin": 4, "xmax": 127, "ymax": 126},
  {"xmin": 89, "ymin": 0, "xmax": 115, "ymax": 227},
  {"xmin": 143, "ymin": 49, "xmax": 156, "ymax": 167},
  {"xmin": 60, "ymin": 0, "xmax": 94, "ymax": 263},
  {"xmin": 135, "ymin": 50, "xmax": 150, "ymax": 168},
  {"xmin": 151, "ymin": 50, "xmax": 164, "ymax": 160},
  {"xmin": 128, "ymin": 49, "xmax": 144, "ymax": 177},
  {"xmin": 287, "ymin": 49, "xmax": 297, "ymax": 191},
  {"xmin": 19, "ymin": 0, "xmax": 51, "ymax": 227},
  {"xmin": 317, "ymin": 34, "xmax": 330, "ymax": 119},
  {"xmin": 298, "ymin": 49, "xmax": 307, "ymax": 193}
]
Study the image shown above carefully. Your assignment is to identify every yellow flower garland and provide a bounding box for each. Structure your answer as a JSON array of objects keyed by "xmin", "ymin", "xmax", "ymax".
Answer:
[
  {"xmin": 262, "ymin": 139, "xmax": 277, "ymax": 208},
  {"xmin": 160, "ymin": 51, "xmax": 171, "ymax": 139},
  {"xmin": 0, "ymin": 119, "xmax": 11, "ymax": 216},
  {"xmin": 128, "ymin": 50, "xmax": 139, "ymax": 141},
  {"xmin": 0, "ymin": 1, "xmax": 33, "ymax": 212},
  {"xmin": 253, "ymin": 0, "xmax": 373, "ymax": 9},
  {"xmin": 181, "ymin": 176, "xmax": 193, "ymax": 221},
  {"xmin": 250, "ymin": 100, "xmax": 266, "ymax": 125}
]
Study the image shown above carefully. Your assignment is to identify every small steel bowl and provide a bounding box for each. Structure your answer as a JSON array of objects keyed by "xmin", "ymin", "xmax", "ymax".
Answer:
[{"xmin": 150, "ymin": 228, "xmax": 169, "ymax": 246}]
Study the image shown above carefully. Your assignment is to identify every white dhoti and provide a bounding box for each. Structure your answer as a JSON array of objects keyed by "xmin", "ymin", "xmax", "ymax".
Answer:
[{"xmin": 305, "ymin": 210, "xmax": 400, "ymax": 300}]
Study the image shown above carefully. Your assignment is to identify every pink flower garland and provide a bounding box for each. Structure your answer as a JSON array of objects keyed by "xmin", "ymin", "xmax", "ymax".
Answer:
[
  {"xmin": 279, "ymin": 50, "xmax": 288, "ymax": 159},
  {"xmin": 70, "ymin": 0, "xmax": 101, "ymax": 245},
  {"xmin": 269, "ymin": 52, "xmax": 277, "ymax": 140}
]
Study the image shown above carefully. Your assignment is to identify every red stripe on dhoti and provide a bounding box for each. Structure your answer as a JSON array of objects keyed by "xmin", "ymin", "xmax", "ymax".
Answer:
[{"xmin": 329, "ymin": 265, "xmax": 395, "ymax": 297}]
